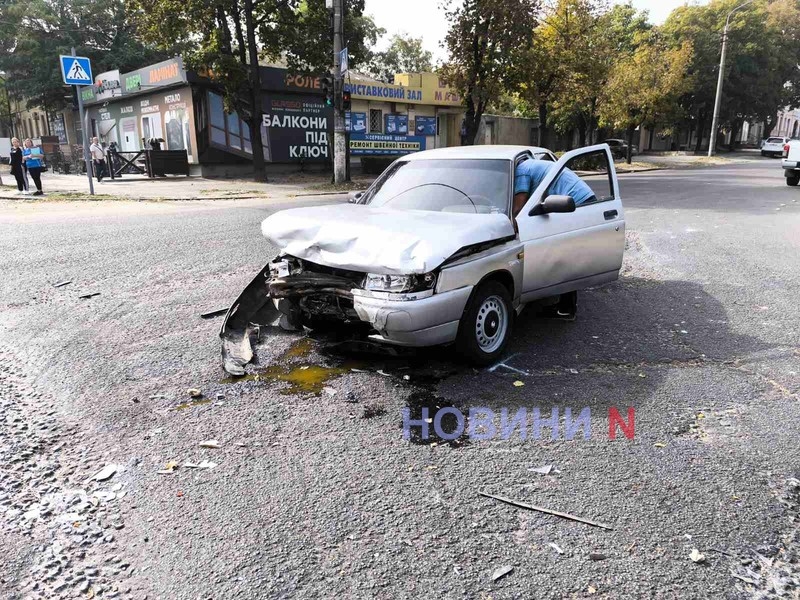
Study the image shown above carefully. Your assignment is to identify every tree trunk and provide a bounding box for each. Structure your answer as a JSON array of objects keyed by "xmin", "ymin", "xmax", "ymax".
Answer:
[
  {"xmin": 577, "ymin": 114, "xmax": 587, "ymax": 147},
  {"xmin": 566, "ymin": 129, "xmax": 574, "ymax": 151},
  {"xmin": 694, "ymin": 111, "xmax": 706, "ymax": 154},
  {"xmin": 729, "ymin": 120, "xmax": 740, "ymax": 152},
  {"xmin": 244, "ymin": 0, "xmax": 267, "ymax": 182},
  {"xmin": 460, "ymin": 93, "xmax": 484, "ymax": 146},
  {"xmin": 538, "ymin": 103, "xmax": 549, "ymax": 149},
  {"xmin": 626, "ymin": 124, "xmax": 636, "ymax": 165}
]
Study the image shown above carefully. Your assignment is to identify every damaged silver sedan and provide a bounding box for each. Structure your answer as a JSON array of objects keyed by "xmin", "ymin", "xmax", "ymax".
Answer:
[{"xmin": 221, "ymin": 144, "xmax": 625, "ymax": 375}]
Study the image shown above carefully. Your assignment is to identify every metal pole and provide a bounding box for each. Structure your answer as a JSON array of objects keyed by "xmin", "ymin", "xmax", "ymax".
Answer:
[
  {"xmin": 73, "ymin": 48, "xmax": 95, "ymax": 195},
  {"xmin": 332, "ymin": 0, "xmax": 346, "ymax": 184},
  {"xmin": 708, "ymin": 23, "xmax": 728, "ymax": 157}
]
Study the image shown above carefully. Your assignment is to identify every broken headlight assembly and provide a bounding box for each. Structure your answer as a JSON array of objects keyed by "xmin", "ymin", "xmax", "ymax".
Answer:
[{"xmin": 363, "ymin": 272, "xmax": 437, "ymax": 299}]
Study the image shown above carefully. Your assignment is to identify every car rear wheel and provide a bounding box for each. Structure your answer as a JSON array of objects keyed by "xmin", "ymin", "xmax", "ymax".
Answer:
[
  {"xmin": 787, "ymin": 176, "xmax": 799, "ymax": 187},
  {"xmin": 456, "ymin": 281, "xmax": 513, "ymax": 366}
]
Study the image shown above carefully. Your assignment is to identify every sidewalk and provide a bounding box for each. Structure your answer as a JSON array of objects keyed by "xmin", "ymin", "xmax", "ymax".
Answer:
[
  {"xmin": 618, "ymin": 149, "xmax": 765, "ymax": 172},
  {"xmin": 0, "ymin": 150, "xmax": 761, "ymax": 201},
  {"xmin": 0, "ymin": 167, "xmax": 375, "ymax": 201}
]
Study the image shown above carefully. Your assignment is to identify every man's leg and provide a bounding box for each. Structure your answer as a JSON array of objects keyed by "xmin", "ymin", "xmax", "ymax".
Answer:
[
  {"xmin": 538, "ymin": 291, "xmax": 578, "ymax": 321},
  {"xmin": 556, "ymin": 291, "xmax": 577, "ymax": 320}
]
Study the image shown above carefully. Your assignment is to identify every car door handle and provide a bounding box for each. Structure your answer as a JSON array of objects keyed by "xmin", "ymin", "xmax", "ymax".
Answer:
[{"xmin": 604, "ymin": 210, "xmax": 618, "ymax": 220}]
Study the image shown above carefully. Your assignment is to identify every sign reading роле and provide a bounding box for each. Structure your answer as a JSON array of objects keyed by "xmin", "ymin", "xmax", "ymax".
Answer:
[{"xmin": 349, "ymin": 133, "xmax": 426, "ymax": 156}]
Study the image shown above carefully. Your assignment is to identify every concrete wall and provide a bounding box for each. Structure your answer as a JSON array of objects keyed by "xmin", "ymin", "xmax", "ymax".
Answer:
[{"xmin": 475, "ymin": 114, "xmax": 539, "ymax": 146}]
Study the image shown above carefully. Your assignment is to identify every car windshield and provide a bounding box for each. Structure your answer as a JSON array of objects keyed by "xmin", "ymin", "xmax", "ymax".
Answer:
[{"xmin": 360, "ymin": 159, "xmax": 511, "ymax": 215}]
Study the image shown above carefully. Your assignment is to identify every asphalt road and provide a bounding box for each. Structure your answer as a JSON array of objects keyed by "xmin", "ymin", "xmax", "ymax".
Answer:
[{"xmin": 1, "ymin": 156, "xmax": 798, "ymax": 600}]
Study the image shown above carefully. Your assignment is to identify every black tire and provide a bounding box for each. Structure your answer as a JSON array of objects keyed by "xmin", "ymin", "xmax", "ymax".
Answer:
[
  {"xmin": 761, "ymin": 151, "xmax": 766, "ymax": 157},
  {"xmin": 455, "ymin": 280, "xmax": 513, "ymax": 366},
  {"xmin": 787, "ymin": 176, "xmax": 799, "ymax": 187}
]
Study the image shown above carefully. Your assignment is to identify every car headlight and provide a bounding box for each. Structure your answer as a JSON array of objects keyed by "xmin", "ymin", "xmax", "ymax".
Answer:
[{"xmin": 365, "ymin": 272, "xmax": 437, "ymax": 293}]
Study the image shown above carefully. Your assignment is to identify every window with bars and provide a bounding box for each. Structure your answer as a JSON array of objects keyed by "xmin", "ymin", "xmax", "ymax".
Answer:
[{"xmin": 369, "ymin": 109, "xmax": 382, "ymax": 133}]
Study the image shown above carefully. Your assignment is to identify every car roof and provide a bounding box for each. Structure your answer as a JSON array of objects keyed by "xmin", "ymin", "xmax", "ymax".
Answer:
[{"xmin": 401, "ymin": 145, "xmax": 553, "ymax": 162}]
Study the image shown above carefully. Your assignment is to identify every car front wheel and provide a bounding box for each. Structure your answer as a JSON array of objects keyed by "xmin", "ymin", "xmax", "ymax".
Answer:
[
  {"xmin": 787, "ymin": 175, "xmax": 799, "ymax": 187},
  {"xmin": 456, "ymin": 280, "xmax": 513, "ymax": 366}
]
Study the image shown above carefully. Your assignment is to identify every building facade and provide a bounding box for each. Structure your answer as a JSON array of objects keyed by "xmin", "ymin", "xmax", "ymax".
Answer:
[{"xmin": 71, "ymin": 59, "xmax": 466, "ymax": 176}]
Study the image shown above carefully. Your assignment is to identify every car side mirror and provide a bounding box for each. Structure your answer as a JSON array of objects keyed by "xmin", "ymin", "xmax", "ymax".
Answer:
[
  {"xmin": 529, "ymin": 194, "xmax": 576, "ymax": 216},
  {"xmin": 348, "ymin": 191, "xmax": 364, "ymax": 204}
]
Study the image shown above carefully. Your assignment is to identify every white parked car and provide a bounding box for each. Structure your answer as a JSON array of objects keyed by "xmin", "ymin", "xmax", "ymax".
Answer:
[
  {"xmin": 221, "ymin": 144, "xmax": 625, "ymax": 375},
  {"xmin": 781, "ymin": 140, "xmax": 800, "ymax": 185},
  {"xmin": 762, "ymin": 136, "xmax": 790, "ymax": 158}
]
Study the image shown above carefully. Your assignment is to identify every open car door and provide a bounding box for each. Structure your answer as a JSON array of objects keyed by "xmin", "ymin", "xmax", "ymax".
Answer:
[{"xmin": 514, "ymin": 144, "xmax": 625, "ymax": 302}]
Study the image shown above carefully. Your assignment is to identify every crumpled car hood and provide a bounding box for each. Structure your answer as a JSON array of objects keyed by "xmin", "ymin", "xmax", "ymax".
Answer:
[{"xmin": 261, "ymin": 204, "xmax": 516, "ymax": 275}]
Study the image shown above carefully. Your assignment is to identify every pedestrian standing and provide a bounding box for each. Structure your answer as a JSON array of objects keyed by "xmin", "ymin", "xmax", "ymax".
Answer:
[
  {"xmin": 22, "ymin": 138, "xmax": 44, "ymax": 196},
  {"xmin": 9, "ymin": 137, "xmax": 29, "ymax": 194},
  {"xmin": 89, "ymin": 137, "xmax": 107, "ymax": 182}
]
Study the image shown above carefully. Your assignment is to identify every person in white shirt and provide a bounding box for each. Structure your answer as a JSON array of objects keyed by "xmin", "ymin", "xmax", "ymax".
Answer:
[{"xmin": 89, "ymin": 137, "xmax": 107, "ymax": 182}]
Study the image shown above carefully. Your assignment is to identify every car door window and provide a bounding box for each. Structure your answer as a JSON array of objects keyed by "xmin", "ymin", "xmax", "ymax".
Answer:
[{"xmin": 544, "ymin": 148, "xmax": 615, "ymax": 207}]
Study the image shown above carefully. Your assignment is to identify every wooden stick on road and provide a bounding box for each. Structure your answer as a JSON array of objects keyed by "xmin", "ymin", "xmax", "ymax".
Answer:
[{"xmin": 479, "ymin": 491, "xmax": 614, "ymax": 530}]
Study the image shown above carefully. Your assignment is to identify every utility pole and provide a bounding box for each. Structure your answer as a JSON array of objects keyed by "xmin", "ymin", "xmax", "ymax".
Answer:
[
  {"xmin": 332, "ymin": 0, "xmax": 346, "ymax": 183},
  {"xmin": 708, "ymin": 0, "xmax": 754, "ymax": 157}
]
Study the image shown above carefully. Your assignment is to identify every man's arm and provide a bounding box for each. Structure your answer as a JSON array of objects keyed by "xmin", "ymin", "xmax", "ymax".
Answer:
[{"xmin": 513, "ymin": 193, "xmax": 528, "ymax": 216}]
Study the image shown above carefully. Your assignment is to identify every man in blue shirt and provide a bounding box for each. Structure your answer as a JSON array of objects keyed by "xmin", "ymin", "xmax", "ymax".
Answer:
[{"xmin": 513, "ymin": 158, "xmax": 596, "ymax": 215}]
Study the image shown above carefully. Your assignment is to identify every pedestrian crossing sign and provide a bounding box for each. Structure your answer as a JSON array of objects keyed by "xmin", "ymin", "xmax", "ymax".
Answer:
[{"xmin": 60, "ymin": 55, "xmax": 93, "ymax": 85}]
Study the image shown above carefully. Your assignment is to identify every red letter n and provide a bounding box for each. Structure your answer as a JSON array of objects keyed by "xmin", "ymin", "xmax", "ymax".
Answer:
[{"xmin": 608, "ymin": 407, "xmax": 635, "ymax": 440}]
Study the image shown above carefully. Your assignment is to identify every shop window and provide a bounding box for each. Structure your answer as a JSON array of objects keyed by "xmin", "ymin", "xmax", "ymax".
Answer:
[
  {"xmin": 207, "ymin": 91, "xmax": 252, "ymax": 155},
  {"xmin": 369, "ymin": 109, "xmax": 382, "ymax": 133},
  {"xmin": 209, "ymin": 93, "xmax": 225, "ymax": 129}
]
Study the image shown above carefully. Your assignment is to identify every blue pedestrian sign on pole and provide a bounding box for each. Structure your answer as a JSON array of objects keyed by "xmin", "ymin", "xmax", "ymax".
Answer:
[
  {"xmin": 60, "ymin": 50, "xmax": 95, "ymax": 195},
  {"xmin": 60, "ymin": 55, "xmax": 93, "ymax": 85}
]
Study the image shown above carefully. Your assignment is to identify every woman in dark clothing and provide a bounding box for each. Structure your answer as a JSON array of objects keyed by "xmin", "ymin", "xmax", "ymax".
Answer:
[{"xmin": 9, "ymin": 137, "xmax": 28, "ymax": 193}]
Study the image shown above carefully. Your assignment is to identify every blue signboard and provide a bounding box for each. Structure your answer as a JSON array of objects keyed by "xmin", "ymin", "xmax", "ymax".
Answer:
[
  {"xmin": 60, "ymin": 55, "xmax": 93, "ymax": 85},
  {"xmin": 415, "ymin": 116, "xmax": 437, "ymax": 136},
  {"xmin": 350, "ymin": 133, "xmax": 426, "ymax": 156},
  {"xmin": 385, "ymin": 114, "xmax": 408, "ymax": 135},
  {"xmin": 346, "ymin": 112, "xmax": 367, "ymax": 133}
]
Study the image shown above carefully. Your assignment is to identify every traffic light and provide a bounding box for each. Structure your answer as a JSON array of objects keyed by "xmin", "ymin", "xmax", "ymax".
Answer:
[
  {"xmin": 342, "ymin": 90, "xmax": 351, "ymax": 110},
  {"xmin": 321, "ymin": 75, "xmax": 334, "ymax": 107}
]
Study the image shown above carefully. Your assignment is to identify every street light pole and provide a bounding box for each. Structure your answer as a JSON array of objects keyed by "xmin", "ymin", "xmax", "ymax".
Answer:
[{"xmin": 708, "ymin": 0, "xmax": 754, "ymax": 157}]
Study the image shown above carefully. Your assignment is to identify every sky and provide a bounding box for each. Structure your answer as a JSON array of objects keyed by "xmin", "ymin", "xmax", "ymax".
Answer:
[{"xmin": 364, "ymin": 0, "xmax": 710, "ymax": 62}]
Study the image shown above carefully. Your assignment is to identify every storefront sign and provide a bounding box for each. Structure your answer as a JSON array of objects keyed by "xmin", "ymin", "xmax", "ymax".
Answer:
[
  {"xmin": 81, "ymin": 58, "xmax": 187, "ymax": 105},
  {"xmin": 385, "ymin": 114, "xmax": 408, "ymax": 135},
  {"xmin": 349, "ymin": 133, "xmax": 426, "ymax": 156},
  {"xmin": 344, "ymin": 82, "xmax": 423, "ymax": 102},
  {"xmin": 346, "ymin": 112, "xmax": 367, "ymax": 133},
  {"xmin": 415, "ymin": 116, "xmax": 437, "ymax": 136},
  {"xmin": 95, "ymin": 70, "xmax": 122, "ymax": 101},
  {"xmin": 262, "ymin": 94, "xmax": 333, "ymax": 162}
]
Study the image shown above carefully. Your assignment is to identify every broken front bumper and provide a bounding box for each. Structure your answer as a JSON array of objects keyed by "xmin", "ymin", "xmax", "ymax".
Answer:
[
  {"xmin": 352, "ymin": 286, "xmax": 473, "ymax": 347},
  {"xmin": 220, "ymin": 259, "xmax": 473, "ymax": 375}
]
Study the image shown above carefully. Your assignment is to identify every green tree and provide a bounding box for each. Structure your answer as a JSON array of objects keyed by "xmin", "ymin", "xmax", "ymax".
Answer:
[
  {"xmin": 440, "ymin": 0, "xmax": 539, "ymax": 146},
  {"xmin": 662, "ymin": 0, "xmax": 800, "ymax": 151},
  {"xmin": 280, "ymin": 0, "xmax": 383, "ymax": 75},
  {"xmin": 598, "ymin": 32, "xmax": 692, "ymax": 162},
  {"xmin": 0, "ymin": 0, "xmax": 165, "ymax": 111},
  {"xmin": 130, "ymin": 0, "xmax": 296, "ymax": 181},
  {"xmin": 513, "ymin": 0, "xmax": 649, "ymax": 149},
  {"xmin": 368, "ymin": 34, "xmax": 433, "ymax": 83}
]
